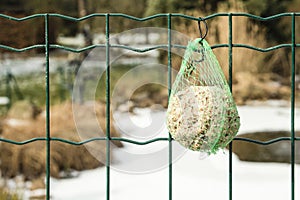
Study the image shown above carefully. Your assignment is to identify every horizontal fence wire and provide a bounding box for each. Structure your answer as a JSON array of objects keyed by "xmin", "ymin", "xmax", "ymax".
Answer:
[
  {"xmin": 2, "ymin": 43, "xmax": 300, "ymax": 53},
  {"xmin": 1, "ymin": 12, "xmax": 300, "ymax": 53},
  {"xmin": 0, "ymin": 136, "xmax": 300, "ymax": 146},
  {"xmin": 0, "ymin": 12, "xmax": 299, "ymax": 21},
  {"xmin": 0, "ymin": 12, "xmax": 299, "ymax": 200}
]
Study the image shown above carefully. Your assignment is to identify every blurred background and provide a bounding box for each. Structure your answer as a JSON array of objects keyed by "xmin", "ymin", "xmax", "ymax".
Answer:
[{"xmin": 0, "ymin": 0, "xmax": 299, "ymax": 199}]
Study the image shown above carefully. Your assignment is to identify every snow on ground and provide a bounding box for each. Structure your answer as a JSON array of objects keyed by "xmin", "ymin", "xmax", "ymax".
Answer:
[
  {"xmin": 50, "ymin": 103, "xmax": 300, "ymax": 200},
  {"xmin": 0, "ymin": 96, "xmax": 9, "ymax": 105}
]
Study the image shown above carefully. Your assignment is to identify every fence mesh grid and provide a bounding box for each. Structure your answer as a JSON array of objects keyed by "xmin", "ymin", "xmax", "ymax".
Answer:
[{"xmin": 0, "ymin": 12, "xmax": 299, "ymax": 200}]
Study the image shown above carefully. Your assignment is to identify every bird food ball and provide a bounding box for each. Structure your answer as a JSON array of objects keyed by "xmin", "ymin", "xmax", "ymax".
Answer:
[{"xmin": 167, "ymin": 85, "xmax": 240, "ymax": 153}]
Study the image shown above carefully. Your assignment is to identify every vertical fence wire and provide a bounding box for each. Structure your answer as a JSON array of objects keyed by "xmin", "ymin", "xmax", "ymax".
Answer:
[
  {"xmin": 167, "ymin": 13, "xmax": 173, "ymax": 200},
  {"xmin": 290, "ymin": 12, "xmax": 296, "ymax": 200},
  {"xmin": 105, "ymin": 13, "xmax": 111, "ymax": 200},
  {"xmin": 44, "ymin": 13, "xmax": 51, "ymax": 200},
  {"xmin": 228, "ymin": 13, "xmax": 233, "ymax": 200}
]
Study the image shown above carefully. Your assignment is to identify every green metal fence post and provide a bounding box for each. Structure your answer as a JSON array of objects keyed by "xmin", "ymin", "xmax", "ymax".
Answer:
[
  {"xmin": 228, "ymin": 13, "xmax": 233, "ymax": 200},
  {"xmin": 44, "ymin": 13, "xmax": 51, "ymax": 200},
  {"xmin": 228, "ymin": 12, "xmax": 233, "ymax": 200},
  {"xmin": 105, "ymin": 13, "xmax": 111, "ymax": 200},
  {"xmin": 290, "ymin": 12, "xmax": 295, "ymax": 200},
  {"xmin": 167, "ymin": 13, "xmax": 173, "ymax": 200}
]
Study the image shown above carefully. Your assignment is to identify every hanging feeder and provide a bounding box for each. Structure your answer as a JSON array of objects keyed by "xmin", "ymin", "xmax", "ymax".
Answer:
[{"xmin": 166, "ymin": 18, "xmax": 240, "ymax": 154}]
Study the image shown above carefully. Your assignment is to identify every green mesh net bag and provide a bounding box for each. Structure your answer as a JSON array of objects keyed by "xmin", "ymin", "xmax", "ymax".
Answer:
[{"xmin": 166, "ymin": 38, "xmax": 240, "ymax": 154}]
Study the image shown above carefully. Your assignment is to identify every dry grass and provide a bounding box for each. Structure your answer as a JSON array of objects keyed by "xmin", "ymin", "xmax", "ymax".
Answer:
[
  {"xmin": 233, "ymin": 72, "xmax": 290, "ymax": 104},
  {"xmin": 0, "ymin": 101, "xmax": 122, "ymax": 180},
  {"xmin": 0, "ymin": 187, "xmax": 20, "ymax": 200},
  {"xmin": 175, "ymin": 0, "xmax": 267, "ymax": 76}
]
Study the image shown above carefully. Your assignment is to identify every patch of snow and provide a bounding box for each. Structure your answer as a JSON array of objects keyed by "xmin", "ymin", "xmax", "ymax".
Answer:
[
  {"xmin": 5, "ymin": 118, "xmax": 29, "ymax": 127},
  {"xmin": 0, "ymin": 57, "xmax": 66, "ymax": 77},
  {"xmin": 0, "ymin": 96, "xmax": 9, "ymax": 105},
  {"xmin": 246, "ymin": 100, "xmax": 290, "ymax": 107},
  {"xmin": 24, "ymin": 189, "xmax": 46, "ymax": 199},
  {"xmin": 57, "ymin": 34, "xmax": 85, "ymax": 47},
  {"xmin": 238, "ymin": 105, "xmax": 299, "ymax": 134},
  {"xmin": 50, "ymin": 151, "xmax": 299, "ymax": 200}
]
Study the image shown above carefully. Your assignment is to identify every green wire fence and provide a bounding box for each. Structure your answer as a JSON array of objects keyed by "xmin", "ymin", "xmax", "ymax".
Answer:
[{"xmin": 0, "ymin": 12, "xmax": 299, "ymax": 200}]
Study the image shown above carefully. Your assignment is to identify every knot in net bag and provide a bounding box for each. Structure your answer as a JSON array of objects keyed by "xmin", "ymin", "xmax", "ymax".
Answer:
[{"xmin": 166, "ymin": 38, "xmax": 240, "ymax": 154}]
